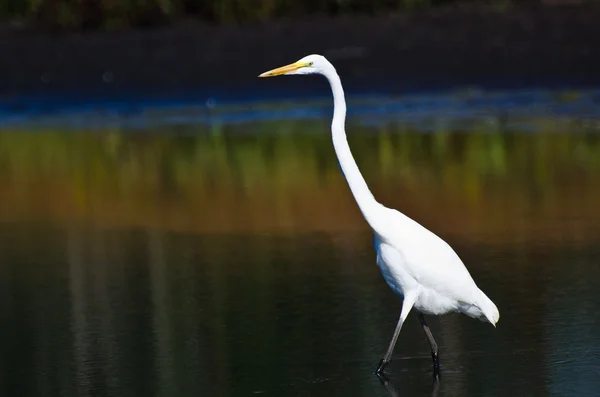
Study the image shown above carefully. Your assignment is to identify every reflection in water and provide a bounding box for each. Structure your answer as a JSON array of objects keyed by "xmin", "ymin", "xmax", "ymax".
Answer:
[
  {"xmin": 1, "ymin": 123, "xmax": 600, "ymax": 244},
  {"xmin": 1, "ymin": 107, "xmax": 600, "ymax": 396},
  {"xmin": 1, "ymin": 227, "xmax": 599, "ymax": 396},
  {"xmin": 379, "ymin": 374, "xmax": 440, "ymax": 397}
]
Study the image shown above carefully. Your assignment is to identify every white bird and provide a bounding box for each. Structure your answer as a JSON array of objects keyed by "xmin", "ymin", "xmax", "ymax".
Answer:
[{"xmin": 259, "ymin": 54, "xmax": 499, "ymax": 377}]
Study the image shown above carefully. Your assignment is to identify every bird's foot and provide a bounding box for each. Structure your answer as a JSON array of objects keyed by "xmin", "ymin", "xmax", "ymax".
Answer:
[
  {"xmin": 432, "ymin": 352, "xmax": 441, "ymax": 379},
  {"xmin": 375, "ymin": 358, "xmax": 389, "ymax": 378}
]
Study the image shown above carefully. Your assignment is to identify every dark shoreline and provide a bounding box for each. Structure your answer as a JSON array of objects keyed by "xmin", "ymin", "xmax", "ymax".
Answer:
[{"xmin": 1, "ymin": 3, "xmax": 600, "ymax": 112}]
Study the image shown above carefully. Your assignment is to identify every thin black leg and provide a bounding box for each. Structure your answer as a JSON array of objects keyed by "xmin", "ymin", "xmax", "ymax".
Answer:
[
  {"xmin": 418, "ymin": 312, "xmax": 440, "ymax": 377},
  {"xmin": 375, "ymin": 293, "xmax": 417, "ymax": 376},
  {"xmin": 376, "ymin": 312, "xmax": 405, "ymax": 376}
]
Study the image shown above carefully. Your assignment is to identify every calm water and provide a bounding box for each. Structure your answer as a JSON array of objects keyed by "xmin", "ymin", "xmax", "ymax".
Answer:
[
  {"xmin": 1, "ymin": 92, "xmax": 600, "ymax": 396},
  {"xmin": 1, "ymin": 228, "xmax": 599, "ymax": 396}
]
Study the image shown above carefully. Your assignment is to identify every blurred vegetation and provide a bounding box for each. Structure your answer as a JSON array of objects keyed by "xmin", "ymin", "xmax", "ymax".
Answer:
[
  {"xmin": 1, "ymin": 120, "xmax": 599, "ymax": 243},
  {"xmin": 0, "ymin": 0, "xmax": 520, "ymax": 30},
  {"xmin": 0, "ymin": 121, "xmax": 597, "ymax": 198}
]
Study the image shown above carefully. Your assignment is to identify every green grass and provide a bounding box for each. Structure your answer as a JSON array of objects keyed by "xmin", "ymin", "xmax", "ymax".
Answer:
[
  {"xmin": 1, "ymin": 120, "xmax": 599, "ymax": 200},
  {"xmin": 1, "ymin": 121, "xmax": 599, "ymax": 242}
]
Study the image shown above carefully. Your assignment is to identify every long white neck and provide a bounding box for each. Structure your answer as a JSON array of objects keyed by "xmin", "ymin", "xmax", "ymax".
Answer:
[{"xmin": 323, "ymin": 66, "xmax": 382, "ymax": 228}]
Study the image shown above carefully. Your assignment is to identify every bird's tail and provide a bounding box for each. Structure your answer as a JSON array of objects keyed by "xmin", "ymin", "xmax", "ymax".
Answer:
[{"xmin": 476, "ymin": 289, "xmax": 500, "ymax": 326}]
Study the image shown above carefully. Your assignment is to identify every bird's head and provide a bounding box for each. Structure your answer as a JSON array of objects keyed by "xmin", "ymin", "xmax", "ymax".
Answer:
[{"xmin": 259, "ymin": 54, "xmax": 331, "ymax": 77}]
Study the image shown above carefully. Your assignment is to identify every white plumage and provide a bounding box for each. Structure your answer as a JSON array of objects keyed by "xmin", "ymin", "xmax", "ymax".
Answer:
[
  {"xmin": 260, "ymin": 54, "xmax": 499, "ymax": 377},
  {"xmin": 375, "ymin": 209, "xmax": 499, "ymax": 322}
]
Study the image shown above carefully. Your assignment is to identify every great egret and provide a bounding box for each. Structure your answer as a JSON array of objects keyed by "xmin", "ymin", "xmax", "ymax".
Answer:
[{"xmin": 259, "ymin": 54, "xmax": 499, "ymax": 377}]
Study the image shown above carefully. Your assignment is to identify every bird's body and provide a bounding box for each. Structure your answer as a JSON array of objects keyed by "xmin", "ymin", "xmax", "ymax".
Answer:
[
  {"xmin": 259, "ymin": 54, "xmax": 499, "ymax": 377},
  {"xmin": 374, "ymin": 210, "xmax": 498, "ymax": 323}
]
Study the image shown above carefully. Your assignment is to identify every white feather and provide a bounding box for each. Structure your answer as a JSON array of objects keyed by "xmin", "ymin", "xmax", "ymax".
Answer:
[{"xmin": 260, "ymin": 53, "xmax": 500, "ymax": 375}]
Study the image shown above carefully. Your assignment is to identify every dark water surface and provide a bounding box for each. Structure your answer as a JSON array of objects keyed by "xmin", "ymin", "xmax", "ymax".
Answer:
[
  {"xmin": 1, "ymin": 94, "xmax": 600, "ymax": 396},
  {"xmin": 1, "ymin": 228, "xmax": 599, "ymax": 397}
]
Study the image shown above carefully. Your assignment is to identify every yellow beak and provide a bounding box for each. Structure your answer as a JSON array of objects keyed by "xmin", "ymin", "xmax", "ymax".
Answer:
[{"xmin": 259, "ymin": 61, "xmax": 309, "ymax": 77}]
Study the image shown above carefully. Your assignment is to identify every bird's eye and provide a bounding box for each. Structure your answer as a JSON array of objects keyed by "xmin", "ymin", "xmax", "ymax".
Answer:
[{"xmin": 308, "ymin": 62, "xmax": 313, "ymax": 66}]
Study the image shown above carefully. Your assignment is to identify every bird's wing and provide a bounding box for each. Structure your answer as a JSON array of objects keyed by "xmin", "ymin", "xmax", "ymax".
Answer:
[{"xmin": 381, "ymin": 208, "xmax": 480, "ymax": 303}]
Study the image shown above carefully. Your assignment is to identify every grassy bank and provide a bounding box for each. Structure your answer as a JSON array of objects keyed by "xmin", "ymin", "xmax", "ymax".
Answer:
[
  {"xmin": 1, "ymin": 0, "xmax": 516, "ymax": 30},
  {"xmin": 1, "ymin": 121, "xmax": 599, "ymax": 244}
]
